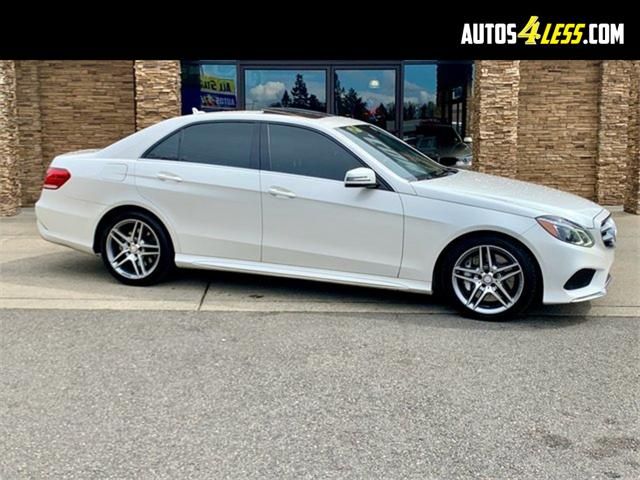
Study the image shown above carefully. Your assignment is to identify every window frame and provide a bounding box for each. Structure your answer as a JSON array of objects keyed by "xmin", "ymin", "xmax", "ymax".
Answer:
[
  {"xmin": 261, "ymin": 121, "xmax": 393, "ymax": 191},
  {"xmin": 141, "ymin": 120, "xmax": 260, "ymax": 171}
]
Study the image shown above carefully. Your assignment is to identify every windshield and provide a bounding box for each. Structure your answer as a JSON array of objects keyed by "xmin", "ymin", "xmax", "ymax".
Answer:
[{"xmin": 338, "ymin": 124, "xmax": 453, "ymax": 181}]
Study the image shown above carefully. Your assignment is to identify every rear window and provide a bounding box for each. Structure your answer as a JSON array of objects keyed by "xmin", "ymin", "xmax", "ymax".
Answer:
[
  {"xmin": 180, "ymin": 122, "xmax": 253, "ymax": 168},
  {"xmin": 145, "ymin": 131, "xmax": 180, "ymax": 161},
  {"xmin": 143, "ymin": 122, "xmax": 255, "ymax": 169}
]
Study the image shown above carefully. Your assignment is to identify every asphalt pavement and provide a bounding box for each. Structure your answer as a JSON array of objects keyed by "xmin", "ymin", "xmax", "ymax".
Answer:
[{"xmin": 1, "ymin": 309, "xmax": 638, "ymax": 479}]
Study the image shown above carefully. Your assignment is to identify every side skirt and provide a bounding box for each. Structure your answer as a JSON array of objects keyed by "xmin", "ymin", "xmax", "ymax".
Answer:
[{"xmin": 175, "ymin": 254, "xmax": 432, "ymax": 294}]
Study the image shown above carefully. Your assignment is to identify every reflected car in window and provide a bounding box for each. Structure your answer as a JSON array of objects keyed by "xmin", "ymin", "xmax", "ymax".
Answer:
[
  {"xmin": 404, "ymin": 120, "xmax": 473, "ymax": 168},
  {"xmin": 35, "ymin": 109, "xmax": 614, "ymax": 320}
]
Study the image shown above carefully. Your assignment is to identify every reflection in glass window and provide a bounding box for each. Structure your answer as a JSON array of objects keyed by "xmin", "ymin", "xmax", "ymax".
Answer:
[
  {"xmin": 181, "ymin": 63, "xmax": 238, "ymax": 114},
  {"xmin": 403, "ymin": 64, "xmax": 438, "ymax": 140},
  {"xmin": 245, "ymin": 70, "xmax": 326, "ymax": 112},
  {"xmin": 334, "ymin": 70, "xmax": 396, "ymax": 133},
  {"xmin": 403, "ymin": 63, "xmax": 473, "ymax": 167},
  {"xmin": 199, "ymin": 64, "xmax": 238, "ymax": 111}
]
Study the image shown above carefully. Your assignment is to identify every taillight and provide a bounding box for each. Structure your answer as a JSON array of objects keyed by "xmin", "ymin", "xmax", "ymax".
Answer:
[{"xmin": 43, "ymin": 167, "xmax": 71, "ymax": 190}]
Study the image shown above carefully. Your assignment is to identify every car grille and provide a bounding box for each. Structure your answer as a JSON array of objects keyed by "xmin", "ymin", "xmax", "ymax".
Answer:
[{"xmin": 600, "ymin": 215, "xmax": 617, "ymax": 248}]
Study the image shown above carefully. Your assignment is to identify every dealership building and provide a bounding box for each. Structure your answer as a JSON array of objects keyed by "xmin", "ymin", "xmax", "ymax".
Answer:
[{"xmin": 0, "ymin": 60, "xmax": 638, "ymax": 216}]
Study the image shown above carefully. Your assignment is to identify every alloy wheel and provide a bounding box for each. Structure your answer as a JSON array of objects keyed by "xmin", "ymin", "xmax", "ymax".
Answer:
[
  {"xmin": 105, "ymin": 219, "xmax": 161, "ymax": 280},
  {"xmin": 451, "ymin": 245, "xmax": 525, "ymax": 315}
]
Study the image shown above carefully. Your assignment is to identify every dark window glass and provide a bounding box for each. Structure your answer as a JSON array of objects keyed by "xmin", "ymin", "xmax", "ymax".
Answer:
[
  {"xmin": 180, "ymin": 122, "xmax": 253, "ymax": 168},
  {"xmin": 145, "ymin": 131, "xmax": 181, "ymax": 161},
  {"xmin": 268, "ymin": 124, "xmax": 361, "ymax": 181}
]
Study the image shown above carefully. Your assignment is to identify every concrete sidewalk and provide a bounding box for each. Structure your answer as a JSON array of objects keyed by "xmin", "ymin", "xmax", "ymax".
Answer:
[{"xmin": 1, "ymin": 209, "xmax": 638, "ymax": 317}]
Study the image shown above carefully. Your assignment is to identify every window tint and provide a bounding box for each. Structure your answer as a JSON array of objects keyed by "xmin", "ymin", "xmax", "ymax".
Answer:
[
  {"xmin": 145, "ymin": 131, "xmax": 180, "ymax": 161},
  {"xmin": 180, "ymin": 122, "xmax": 253, "ymax": 168},
  {"xmin": 268, "ymin": 124, "xmax": 361, "ymax": 181}
]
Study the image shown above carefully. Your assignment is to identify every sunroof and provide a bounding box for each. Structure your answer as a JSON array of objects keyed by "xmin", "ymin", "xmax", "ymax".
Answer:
[{"xmin": 262, "ymin": 107, "xmax": 333, "ymax": 119}]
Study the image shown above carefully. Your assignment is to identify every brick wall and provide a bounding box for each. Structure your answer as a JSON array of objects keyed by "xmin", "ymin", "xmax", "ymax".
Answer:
[
  {"xmin": 0, "ymin": 61, "xmax": 20, "ymax": 216},
  {"xmin": 517, "ymin": 61, "xmax": 601, "ymax": 200},
  {"xmin": 134, "ymin": 61, "xmax": 181, "ymax": 130}
]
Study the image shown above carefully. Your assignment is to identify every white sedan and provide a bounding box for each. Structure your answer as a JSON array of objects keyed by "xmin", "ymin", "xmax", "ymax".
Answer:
[{"xmin": 35, "ymin": 109, "xmax": 616, "ymax": 320}]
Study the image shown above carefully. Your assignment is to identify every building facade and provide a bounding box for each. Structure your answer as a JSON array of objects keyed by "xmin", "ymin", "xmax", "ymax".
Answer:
[{"xmin": 0, "ymin": 59, "xmax": 638, "ymax": 216}]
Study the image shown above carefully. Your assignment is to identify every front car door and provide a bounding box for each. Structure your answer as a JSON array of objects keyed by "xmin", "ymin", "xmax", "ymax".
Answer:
[
  {"xmin": 135, "ymin": 121, "xmax": 262, "ymax": 261},
  {"xmin": 260, "ymin": 122, "xmax": 403, "ymax": 278}
]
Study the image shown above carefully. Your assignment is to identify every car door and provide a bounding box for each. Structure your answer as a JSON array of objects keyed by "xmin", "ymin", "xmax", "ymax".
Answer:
[
  {"xmin": 260, "ymin": 123, "xmax": 404, "ymax": 278},
  {"xmin": 135, "ymin": 121, "xmax": 261, "ymax": 261}
]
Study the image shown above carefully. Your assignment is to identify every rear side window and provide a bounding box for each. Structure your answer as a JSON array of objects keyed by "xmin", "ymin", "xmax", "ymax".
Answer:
[
  {"xmin": 145, "ymin": 131, "xmax": 180, "ymax": 161},
  {"xmin": 180, "ymin": 122, "xmax": 253, "ymax": 168},
  {"xmin": 267, "ymin": 124, "xmax": 361, "ymax": 181}
]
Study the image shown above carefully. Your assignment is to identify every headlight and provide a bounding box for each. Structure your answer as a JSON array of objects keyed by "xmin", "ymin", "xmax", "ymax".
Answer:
[{"xmin": 536, "ymin": 216, "xmax": 594, "ymax": 247}]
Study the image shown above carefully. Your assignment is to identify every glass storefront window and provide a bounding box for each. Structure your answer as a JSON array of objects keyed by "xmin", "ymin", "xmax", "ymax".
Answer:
[
  {"xmin": 181, "ymin": 62, "xmax": 238, "ymax": 114},
  {"xmin": 334, "ymin": 69, "xmax": 396, "ymax": 133},
  {"xmin": 403, "ymin": 63, "xmax": 472, "ymax": 166},
  {"xmin": 179, "ymin": 61, "xmax": 473, "ymax": 150},
  {"xmin": 244, "ymin": 70, "xmax": 327, "ymax": 112}
]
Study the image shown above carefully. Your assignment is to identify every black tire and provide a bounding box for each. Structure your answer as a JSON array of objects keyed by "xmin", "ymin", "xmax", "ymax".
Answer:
[
  {"xmin": 99, "ymin": 210, "xmax": 174, "ymax": 286},
  {"xmin": 437, "ymin": 234, "xmax": 539, "ymax": 321}
]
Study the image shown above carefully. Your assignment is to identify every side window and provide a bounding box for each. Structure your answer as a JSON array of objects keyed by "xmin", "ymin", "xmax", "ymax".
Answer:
[
  {"xmin": 268, "ymin": 124, "xmax": 361, "ymax": 181},
  {"xmin": 180, "ymin": 122, "xmax": 254, "ymax": 168},
  {"xmin": 145, "ymin": 131, "xmax": 181, "ymax": 161}
]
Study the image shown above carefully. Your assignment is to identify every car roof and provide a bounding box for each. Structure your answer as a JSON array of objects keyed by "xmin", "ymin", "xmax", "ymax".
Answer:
[
  {"xmin": 183, "ymin": 109, "xmax": 367, "ymax": 129},
  {"xmin": 99, "ymin": 110, "xmax": 367, "ymax": 159}
]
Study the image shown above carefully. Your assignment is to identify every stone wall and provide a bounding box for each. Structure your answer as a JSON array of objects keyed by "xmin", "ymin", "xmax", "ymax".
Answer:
[
  {"xmin": 471, "ymin": 60, "xmax": 520, "ymax": 178},
  {"xmin": 134, "ymin": 61, "xmax": 181, "ymax": 130},
  {"xmin": 3, "ymin": 61, "xmax": 137, "ymax": 211},
  {"xmin": 517, "ymin": 61, "xmax": 601, "ymax": 200},
  {"xmin": 596, "ymin": 61, "xmax": 630, "ymax": 205},
  {"xmin": 15, "ymin": 61, "xmax": 44, "ymax": 206},
  {"xmin": 0, "ymin": 61, "xmax": 20, "ymax": 216},
  {"xmin": 624, "ymin": 62, "xmax": 640, "ymax": 214},
  {"xmin": 37, "ymin": 61, "xmax": 135, "ymax": 167}
]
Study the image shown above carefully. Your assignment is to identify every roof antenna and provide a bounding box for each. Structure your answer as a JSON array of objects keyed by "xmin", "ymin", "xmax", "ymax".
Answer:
[{"xmin": 192, "ymin": 107, "xmax": 204, "ymax": 115}]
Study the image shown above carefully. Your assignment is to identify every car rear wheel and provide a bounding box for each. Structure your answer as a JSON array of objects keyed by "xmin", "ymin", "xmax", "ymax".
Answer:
[
  {"xmin": 100, "ymin": 211, "xmax": 173, "ymax": 286},
  {"xmin": 440, "ymin": 235, "xmax": 538, "ymax": 320}
]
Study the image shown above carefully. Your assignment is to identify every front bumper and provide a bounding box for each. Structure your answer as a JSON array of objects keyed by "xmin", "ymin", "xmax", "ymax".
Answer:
[
  {"xmin": 522, "ymin": 222, "xmax": 615, "ymax": 305},
  {"xmin": 568, "ymin": 274, "xmax": 612, "ymax": 303}
]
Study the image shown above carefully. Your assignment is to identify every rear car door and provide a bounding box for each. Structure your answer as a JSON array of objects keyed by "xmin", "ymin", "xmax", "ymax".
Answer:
[
  {"xmin": 260, "ymin": 123, "xmax": 404, "ymax": 277},
  {"xmin": 135, "ymin": 121, "xmax": 262, "ymax": 260}
]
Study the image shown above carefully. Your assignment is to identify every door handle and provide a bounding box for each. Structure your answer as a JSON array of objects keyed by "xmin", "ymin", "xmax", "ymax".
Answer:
[
  {"xmin": 268, "ymin": 186, "xmax": 296, "ymax": 199},
  {"xmin": 156, "ymin": 172, "xmax": 183, "ymax": 182}
]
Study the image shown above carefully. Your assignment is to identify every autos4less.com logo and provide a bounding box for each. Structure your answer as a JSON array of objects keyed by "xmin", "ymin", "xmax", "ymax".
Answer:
[{"xmin": 461, "ymin": 16, "xmax": 624, "ymax": 45}]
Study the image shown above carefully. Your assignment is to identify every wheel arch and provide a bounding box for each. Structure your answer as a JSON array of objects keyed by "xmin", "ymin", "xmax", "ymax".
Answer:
[
  {"xmin": 93, "ymin": 204, "xmax": 175, "ymax": 254},
  {"xmin": 432, "ymin": 229, "xmax": 543, "ymax": 300}
]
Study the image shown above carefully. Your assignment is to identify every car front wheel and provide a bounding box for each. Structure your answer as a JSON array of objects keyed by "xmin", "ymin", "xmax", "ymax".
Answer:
[
  {"xmin": 440, "ymin": 235, "xmax": 539, "ymax": 320},
  {"xmin": 100, "ymin": 211, "xmax": 174, "ymax": 286}
]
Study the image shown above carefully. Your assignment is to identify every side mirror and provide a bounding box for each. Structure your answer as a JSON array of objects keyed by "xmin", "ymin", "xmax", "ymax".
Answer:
[
  {"xmin": 463, "ymin": 136, "xmax": 473, "ymax": 144},
  {"xmin": 344, "ymin": 167, "xmax": 377, "ymax": 188}
]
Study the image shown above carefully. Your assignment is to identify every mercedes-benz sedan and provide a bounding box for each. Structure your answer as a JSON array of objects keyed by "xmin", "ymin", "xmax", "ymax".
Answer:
[{"xmin": 35, "ymin": 108, "xmax": 616, "ymax": 320}]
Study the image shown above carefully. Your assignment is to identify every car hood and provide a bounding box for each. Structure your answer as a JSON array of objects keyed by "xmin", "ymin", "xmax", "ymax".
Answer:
[{"xmin": 411, "ymin": 170, "xmax": 604, "ymax": 227}]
